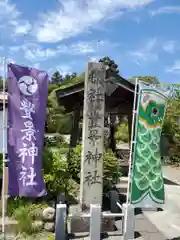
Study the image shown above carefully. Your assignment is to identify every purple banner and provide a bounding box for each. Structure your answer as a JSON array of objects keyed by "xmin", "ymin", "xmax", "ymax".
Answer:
[{"xmin": 8, "ymin": 63, "xmax": 48, "ymax": 197}]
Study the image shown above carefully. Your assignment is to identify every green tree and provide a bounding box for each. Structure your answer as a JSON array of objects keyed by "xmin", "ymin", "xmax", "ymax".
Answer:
[
  {"xmin": 51, "ymin": 71, "xmax": 63, "ymax": 84},
  {"xmin": 99, "ymin": 57, "xmax": 119, "ymax": 74},
  {"xmin": 0, "ymin": 78, "xmax": 7, "ymax": 91},
  {"xmin": 162, "ymin": 95, "xmax": 180, "ymax": 164},
  {"xmin": 128, "ymin": 76, "xmax": 160, "ymax": 85},
  {"xmin": 164, "ymin": 98, "xmax": 180, "ymax": 145},
  {"xmin": 170, "ymin": 84, "xmax": 180, "ymax": 100},
  {"xmin": 43, "ymin": 147, "xmax": 78, "ymax": 199},
  {"xmin": 48, "ymin": 83, "xmax": 59, "ymax": 94},
  {"xmin": 63, "ymin": 74, "xmax": 71, "ymax": 84},
  {"xmin": 46, "ymin": 93, "xmax": 72, "ymax": 134},
  {"xmin": 71, "ymin": 72, "xmax": 77, "ymax": 79}
]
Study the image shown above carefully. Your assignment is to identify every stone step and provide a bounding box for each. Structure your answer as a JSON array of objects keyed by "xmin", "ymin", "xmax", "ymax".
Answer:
[
  {"xmin": 115, "ymin": 183, "xmax": 128, "ymax": 194},
  {"xmin": 119, "ymin": 177, "xmax": 129, "ymax": 184},
  {"xmin": 115, "ymin": 177, "xmax": 129, "ymax": 195}
]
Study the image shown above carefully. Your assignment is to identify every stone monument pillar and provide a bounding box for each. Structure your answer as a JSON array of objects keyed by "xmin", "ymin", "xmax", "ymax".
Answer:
[
  {"xmin": 104, "ymin": 113, "xmax": 110, "ymax": 146},
  {"xmin": 80, "ymin": 62, "xmax": 106, "ymax": 210}
]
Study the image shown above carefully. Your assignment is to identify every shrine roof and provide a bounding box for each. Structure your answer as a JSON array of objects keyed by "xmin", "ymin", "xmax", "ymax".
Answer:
[{"xmin": 55, "ymin": 70, "xmax": 135, "ymax": 114}]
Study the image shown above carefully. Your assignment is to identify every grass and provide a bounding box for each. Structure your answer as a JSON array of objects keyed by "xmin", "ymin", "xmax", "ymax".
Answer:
[{"xmin": 13, "ymin": 206, "xmax": 39, "ymax": 235}]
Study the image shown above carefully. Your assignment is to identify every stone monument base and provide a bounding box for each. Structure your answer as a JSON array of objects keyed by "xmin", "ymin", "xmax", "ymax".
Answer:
[{"xmin": 68, "ymin": 205, "xmax": 116, "ymax": 233}]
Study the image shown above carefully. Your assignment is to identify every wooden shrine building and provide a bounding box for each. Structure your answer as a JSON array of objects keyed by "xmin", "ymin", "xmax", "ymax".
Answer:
[{"xmin": 55, "ymin": 67, "xmax": 135, "ymax": 162}]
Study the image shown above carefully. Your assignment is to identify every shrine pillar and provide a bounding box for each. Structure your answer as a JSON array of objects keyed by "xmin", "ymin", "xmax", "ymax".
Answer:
[{"xmin": 80, "ymin": 62, "xmax": 106, "ymax": 210}]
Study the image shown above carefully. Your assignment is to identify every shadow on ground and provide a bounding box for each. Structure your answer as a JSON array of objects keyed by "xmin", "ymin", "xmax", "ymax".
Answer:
[
  {"xmin": 68, "ymin": 231, "xmax": 142, "ymax": 239},
  {"xmin": 164, "ymin": 178, "xmax": 179, "ymax": 186}
]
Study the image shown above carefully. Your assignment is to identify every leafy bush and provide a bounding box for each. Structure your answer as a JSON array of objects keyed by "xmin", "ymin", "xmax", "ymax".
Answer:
[
  {"xmin": 0, "ymin": 197, "xmax": 29, "ymax": 217},
  {"xmin": 115, "ymin": 123, "xmax": 129, "ymax": 143},
  {"xmin": 163, "ymin": 98, "xmax": 180, "ymax": 164},
  {"xmin": 103, "ymin": 151, "xmax": 122, "ymax": 192},
  {"xmin": 0, "ymin": 197, "xmax": 48, "ymax": 222},
  {"xmin": 46, "ymin": 94, "xmax": 72, "ymax": 134},
  {"xmin": 44, "ymin": 134, "xmax": 67, "ymax": 148},
  {"xmin": 43, "ymin": 148, "xmax": 78, "ymax": 199},
  {"xmin": 28, "ymin": 203, "xmax": 48, "ymax": 220},
  {"xmin": 13, "ymin": 206, "xmax": 39, "ymax": 235},
  {"xmin": 69, "ymin": 145, "xmax": 82, "ymax": 181},
  {"xmin": 48, "ymin": 233, "xmax": 55, "ymax": 240},
  {"xmin": 0, "ymin": 153, "xmax": 3, "ymax": 175},
  {"xmin": 69, "ymin": 145, "xmax": 122, "ymax": 192}
]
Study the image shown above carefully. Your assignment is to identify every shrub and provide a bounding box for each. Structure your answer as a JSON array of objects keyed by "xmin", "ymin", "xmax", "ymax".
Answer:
[
  {"xmin": 0, "ymin": 197, "xmax": 29, "ymax": 217},
  {"xmin": 13, "ymin": 203, "xmax": 47, "ymax": 235},
  {"xmin": 163, "ymin": 97, "xmax": 180, "ymax": 164},
  {"xmin": 0, "ymin": 196, "xmax": 48, "ymax": 224},
  {"xmin": 69, "ymin": 145, "xmax": 82, "ymax": 181},
  {"xmin": 48, "ymin": 233, "xmax": 55, "ymax": 240},
  {"xmin": 103, "ymin": 150, "xmax": 122, "ymax": 192},
  {"xmin": 43, "ymin": 148, "xmax": 78, "ymax": 199},
  {"xmin": 115, "ymin": 123, "xmax": 129, "ymax": 143},
  {"xmin": 13, "ymin": 206, "xmax": 36, "ymax": 235},
  {"xmin": 0, "ymin": 153, "xmax": 3, "ymax": 175},
  {"xmin": 28, "ymin": 203, "xmax": 48, "ymax": 220},
  {"xmin": 44, "ymin": 134, "xmax": 68, "ymax": 148}
]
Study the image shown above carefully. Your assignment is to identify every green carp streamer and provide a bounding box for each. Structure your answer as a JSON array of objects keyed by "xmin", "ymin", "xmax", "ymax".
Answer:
[{"xmin": 131, "ymin": 88, "xmax": 167, "ymax": 205}]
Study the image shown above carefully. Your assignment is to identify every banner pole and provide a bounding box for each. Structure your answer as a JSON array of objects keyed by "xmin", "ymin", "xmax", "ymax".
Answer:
[
  {"xmin": 1, "ymin": 57, "xmax": 7, "ymax": 236},
  {"xmin": 124, "ymin": 78, "xmax": 139, "ymax": 234}
]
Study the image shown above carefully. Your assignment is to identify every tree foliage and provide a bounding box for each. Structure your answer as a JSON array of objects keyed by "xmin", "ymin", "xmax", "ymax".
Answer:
[
  {"xmin": 50, "ymin": 72, "xmax": 78, "ymax": 86},
  {"xmin": 115, "ymin": 123, "xmax": 129, "ymax": 143},
  {"xmin": 46, "ymin": 92, "xmax": 72, "ymax": 134},
  {"xmin": 43, "ymin": 148, "xmax": 78, "ymax": 197},
  {"xmin": 163, "ymin": 96, "xmax": 180, "ymax": 163},
  {"xmin": 0, "ymin": 78, "xmax": 7, "ymax": 91},
  {"xmin": 99, "ymin": 56, "xmax": 119, "ymax": 74},
  {"xmin": 51, "ymin": 71, "xmax": 63, "ymax": 84},
  {"xmin": 128, "ymin": 76, "xmax": 160, "ymax": 85}
]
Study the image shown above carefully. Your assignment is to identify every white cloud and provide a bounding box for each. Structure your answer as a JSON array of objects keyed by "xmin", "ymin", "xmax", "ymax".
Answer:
[
  {"xmin": 33, "ymin": 63, "xmax": 40, "ymax": 69},
  {"xmin": 10, "ymin": 40, "xmax": 114, "ymax": 62},
  {"xmin": 166, "ymin": 60, "xmax": 180, "ymax": 74},
  {"xmin": 9, "ymin": 46, "xmax": 21, "ymax": 52},
  {"xmin": 34, "ymin": 0, "xmax": 153, "ymax": 43},
  {"xmin": 0, "ymin": 0, "xmax": 20, "ymax": 21},
  {"xmin": 129, "ymin": 38, "xmax": 158, "ymax": 65},
  {"xmin": 23, "ymin": 43, "xmax": 57, "ymax": 61},
  {"xmin": 89, "ymin": 56, "xmax": 101, "ymax": 62},
  {"xmin": 151, "ymin": 6, "xmax": 180, "ymax": 16},
  {"xmin": 9, "ymin": 42, "xmax": 58, "ymax": 62},
  {"xmin": 162, "ymin": 41, "xmax": 178, "ymax": 54},
  {"xmin": 0, "ymin": 0, "xmax": 31, "ymax": 37},
  {"xmin": 70, "ymin": 42, "xmax": 96, "ymax": 54},
  {"xmin": 49, "ymin": 64, "xmax": 72, "ymax": 77},
  {"xmin": 0, "ymin": 56, "xmax": 15, "ymax": 76},
  {"xmin": 58, "ymin": 40, "xmax": 112, "ymax": 55},
  {"xmin": 10, "ymin": 20, "xmax": 31, "ymax": 36}
]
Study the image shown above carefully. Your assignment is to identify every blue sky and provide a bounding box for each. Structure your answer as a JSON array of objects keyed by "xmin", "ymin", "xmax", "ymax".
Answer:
[{"xmin": 0, "ymin": 0, "xmax": 180, "ymax": 83}]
